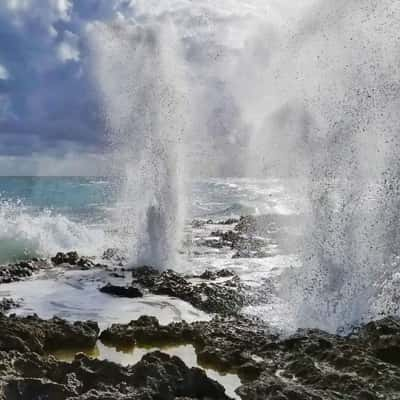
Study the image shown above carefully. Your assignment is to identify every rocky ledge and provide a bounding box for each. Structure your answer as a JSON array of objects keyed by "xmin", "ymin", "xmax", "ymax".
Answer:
[
  {"xmin": 101, "ymin": 315, "xmax": 400, "ymax": 400},
  {"xmin": 0, "ymin": 251, "xmax": 111, "ymax": 285},
  {"xmin": 0, "ymin": 313, "xmax": 229, "ymax": 400},
  {"xmin": 130, "ymin": 266, "xmax": 245, "ymax": 314},
  {"xmin": 0, "ymin": 259, "xmax": 50, "ymax": 284},
  {"xmin": 194, "ymin": 215, "xmax": 303, "ymax": 258}
]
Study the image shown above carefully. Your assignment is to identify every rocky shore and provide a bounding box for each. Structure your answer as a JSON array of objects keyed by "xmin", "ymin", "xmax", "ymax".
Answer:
[
  {"xmin": 0, "ymin": 314, "xmax": 228, "ymax": 400},
  {"xmin": 0, "ymin": 216, "xmax": 399, "ymax": 399},
  {"xmin": 0, "ymin": 312, "xmax": 399, "ymax": 399}
]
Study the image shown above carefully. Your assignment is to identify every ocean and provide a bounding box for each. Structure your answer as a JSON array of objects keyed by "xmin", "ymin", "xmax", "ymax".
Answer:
[{"xmin": 0, "ymin": 176, "xmax": 299, "ymax": 264}]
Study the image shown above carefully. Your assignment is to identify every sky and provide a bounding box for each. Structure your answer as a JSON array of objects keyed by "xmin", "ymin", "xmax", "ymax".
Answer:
[{"xmin": 0, "ymin": 0, "xmax": 317, "ymax": 176}]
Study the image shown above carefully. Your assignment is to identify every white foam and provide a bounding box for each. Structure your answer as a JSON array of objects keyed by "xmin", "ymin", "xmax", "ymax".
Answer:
[{"xmin": 0, "ymin": 199, "xmax": 113, "ymax": 262}]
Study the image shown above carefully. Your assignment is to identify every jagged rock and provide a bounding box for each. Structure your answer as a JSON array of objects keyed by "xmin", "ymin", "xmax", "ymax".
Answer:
[
  {"xmin": 198, "ymin": 269, "xmax": 235, "ymax": 280},
  {"xmin": 51, "ymin": 252, "xmax": 101, "ymax": 270},
  {"xmin": 100, "ymin": 315, "xmax": 400, "ymax": 400},
  {"xmin": 102, "ymin": 248, "xmax": 127, "ymax": 265},
  {"xmin": 132, "ymin": 267, "xmax": 244, "ymax": 315},
  {"xmin": 0, "ymin": 260, "xmax": 47, "ymax": 284},
  {"xmin": 218, "ymin": 218, "xmax": 240, "ymax": 225},
  {"xmin": 0, "ymin": 314, "xmax": 99, "ymax": 354},
  {"xmin": 52, "ymin": 252, "xmax": 80, "ymax": 266},
  {"xmin": 100, "ymin": 316, "xmax": 192, "ymax": 346},
  {"xmin": 0, "ymin": 314, "xmax": 230, "ymax": 400},
  {"xmin": 0, "ymin": 297, "xmax": 21, "ymax": 313},
  {"xmin": 99, "ymin": 283, "xmax": 143, "ymax": 298}
]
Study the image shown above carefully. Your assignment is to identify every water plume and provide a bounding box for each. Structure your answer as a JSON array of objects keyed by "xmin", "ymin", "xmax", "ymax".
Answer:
[
  {"xmin": 88, "ymin": 18, "xmax": 189, "ymax": 269},
  {"xmin": 232, "ymin": 0, "xmax": 400, "ymax": 332}
]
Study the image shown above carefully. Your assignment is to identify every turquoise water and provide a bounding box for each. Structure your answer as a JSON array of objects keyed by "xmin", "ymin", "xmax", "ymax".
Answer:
[{"xmin": 0, "ymin": 177, "xmax": 298, "ymax": 263}]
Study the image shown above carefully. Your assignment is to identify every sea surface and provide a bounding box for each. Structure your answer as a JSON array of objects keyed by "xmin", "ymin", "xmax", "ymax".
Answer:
[
  {"xmin": 0, "ymin": 176, "xmax": 306, "ymax": 394},
  {"xmin": 0, "ymin": 176, "xmax": 396, "ymax": 339},
  {"xmin": 0, "ymin": 176, "xmax": 301, "ymax": 264}
]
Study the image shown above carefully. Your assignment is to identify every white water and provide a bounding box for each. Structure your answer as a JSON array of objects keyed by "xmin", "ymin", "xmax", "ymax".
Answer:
[
  {"xmin": 88, "ymin": 19, "xmax": 189, "ymax": 269},
  {"xmin": 0, "ymin": 199, "xmax": 110, "ymax": 263},
  {"xmin": 84, "ymin": 0, "xmax": 400, "ymax": 331},
  {"xmin": 0, "ymin": 0, "xmax": 398, "ymax": 334}
]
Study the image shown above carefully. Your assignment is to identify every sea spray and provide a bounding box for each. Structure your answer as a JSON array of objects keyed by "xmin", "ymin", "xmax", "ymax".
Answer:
[
  {"xmin": 87, "ymin": 19, "xmax": 189, "ymax": 269},
  {"xmin": 81, "ymin": 0, "xmax": 400, "ymax": 330},
  {"xmin": 231, "ymin": 0, "xmax": 400, "ymax": 332},
  {"xmin": 0, "ymin": 197, "xmax": 109, "ymax": 263}
]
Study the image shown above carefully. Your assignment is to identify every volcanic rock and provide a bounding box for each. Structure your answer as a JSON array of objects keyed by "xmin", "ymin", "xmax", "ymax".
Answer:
[
  {"xmin": 0, "ymin": 315, "xmax": 229, "ymax": 400},
  {"xmin": 132, "ymin": 267, "xmax": 245, "ymax": 315},
  {"xmin": 100, "ymin": 315, "xmax": 400, "ymax": 400},
  {"xmin": 99, "ymin": 283, "xmax": 143, "ymax": 298}
]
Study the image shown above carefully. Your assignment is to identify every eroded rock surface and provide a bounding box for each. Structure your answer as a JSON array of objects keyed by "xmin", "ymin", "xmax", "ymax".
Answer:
[
  {"xmin": 0, "ymin": 260, "xmax": 50, "ymax": 284},
  {"xmin": 132, "ymin": 266, "xmax": 245, "ymax": 315},
  {"xmin": 0, "ymin": 314, "xmax": 230, "ymax": 400},
  {"xmin": 0, "ymin": 314, "xmax": 99, "ymax": 354},
  {"xmin": 51, "ymin": 252, "xmax": 102, "ymax": 270},
  {"xmin": 101, "ymin": 315, "xmax": 400, "ymax": 400},
  {"xmin": 195, "ymin": 215, "xmax": 304, "ymax": 258},
  {"xmin": 99, "ymin": 283, "xmax": 143, "ymax": 298}
]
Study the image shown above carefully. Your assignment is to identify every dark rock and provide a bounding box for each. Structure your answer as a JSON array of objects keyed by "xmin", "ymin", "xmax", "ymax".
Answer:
[
  {"xmin": 0, "ymin": 314, "xmax": 230, "ymax": 400},
  {"xmin": 76, "ymin": 257, "xmax": 95, "ymax": 270},
  {"xmin": 0, "ymin": 313, "xmax": 400, "ymax": 399},
  {"xmin": 52, "ymin": 251, "xmax": 80, "ymax": 266},
  {"xmin": 109, "ymin": 272, "xmax": 125, "ymax": 278},
  {"xmin": 100, "ymin": 315, "xmax": 400, "ymax": 400},
  {"xmin": 0, "ymin": 297, "xmax": 21, "ymax": 313},
  {"xmin": 198, "ymin": 269, "xmax": 235, "ymax": 280},
  {"xmin": 132, "ymin": 267, "xmax": 244, "ymax": 315},
  {"xmin": 99, "ymin": 283, "xmax": 143, "ymax": 298},
  {"xmin": 218, "ymin": 218, "xmax": 240, "ymax": 225},
  {"xmin": 102, "ymin": 248, "xmax": 127, "ymax": 265},
  {"xmin": 0, "ymin": 260, "xmax": 49, "ymax": 284},
  {"xmin": 0, "ymin": 314, "xmax": 99, "ymax": 354},
  {"xmin": 4, "ymin": 378, "xmax": 73, "ymax": 400},
  {"xmin": 51, "ymin": 252, "xmax": 99, "ymax": 270},
  {"xmin": 100, "ymin": 316, "xmax": 192, "ymax": 347}
]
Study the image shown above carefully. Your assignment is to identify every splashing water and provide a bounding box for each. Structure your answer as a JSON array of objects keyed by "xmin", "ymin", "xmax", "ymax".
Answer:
[
  {"xmin": 88, "ymin": 19, "xmax": 189, "ymax": 269},
  {"xmin": 82, "ymin": 0, "xmax": 400, "ymax": 331},
  {"xmin": 229, "ymin": 0, "xmax": 400, "ymax": 332},
  {"xmin": 0, "ymin": 198, "xmax": 109, "ymax": 263}
]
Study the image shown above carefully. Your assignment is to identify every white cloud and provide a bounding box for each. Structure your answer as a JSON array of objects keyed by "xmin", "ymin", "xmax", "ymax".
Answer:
[
  {"xmin": 4, "ymin": 0, "xmax": 72, "ymax": 30},
  {"xmin": 0, "ymin": 65, "xmax": 9, "ymax": 80},
  {"xmin": 57, "ymin": 30, "xmax": 80, "ymax": 62}
]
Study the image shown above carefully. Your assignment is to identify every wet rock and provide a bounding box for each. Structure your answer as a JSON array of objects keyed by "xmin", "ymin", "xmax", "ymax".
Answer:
[
  {"xmin": 109, "ymin": 272, "xmax": 125, "ymax": 278},
  {"xmin": 101, "ymin": 315, "xmax": 400, "ymax": 400},
  {"xmin": 356, "ymin": 316, "xmax": 400, "ymax": 366},
  {"xmin": 51, "ymin": 252, "xmax": 101, "ymax": 270},
  {"xmin": 192, "ymin": 219, "xmax": 207, "ymax": 228},
  {"xmin": 99, "ymin": 283, "xmax": 143, "ymax": 298},
  {"xmin": 0, "ymin": 297, "xmax": 21, "ymax": 313},
  {"xmin": 1, "ymin": 313, "xmax": 400, "ymax": 399},
  {"xmin": 218, "ymin": 218, "xmax": 240, "ymax": 225},
  {"xmin": 102, "ymin": 248, "xmax": 127, "ymax": 265},
  {"xmin": 0, "ymin": 314, "xmax": 230, "ymax": 400},
  {"xmin": 100, "ymin": 316, "xmax": 192, "ymax": 346},
  {"xmin": 0, "ymin": 260, "xmax": 49, "ymax": 284},
  {"xmin": 132, "ymin": 267, "xmax": 244, "ymax": 315},
  {"xmin": 198, "ymin": 269, "xmax": 235, "ymax": 280},
  {"xmin": 0, "ymin": 314, "xmax": 99, "ymax": 354},
  {"xmin": 76, "ymin": 257, "xmax": 95, "ymax": 270},
  {"xmin": 4, "ymin": 378, "xmax": 73, "ymax": 400},
  {"xmin": 52, "ymin": 251, "xmax": 80, "ymax": 266}
]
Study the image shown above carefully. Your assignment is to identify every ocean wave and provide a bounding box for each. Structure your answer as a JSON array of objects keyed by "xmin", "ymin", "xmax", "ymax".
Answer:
[{"xmin": 0, "ymin": 199, "xmax": 113, "ymax": 263}]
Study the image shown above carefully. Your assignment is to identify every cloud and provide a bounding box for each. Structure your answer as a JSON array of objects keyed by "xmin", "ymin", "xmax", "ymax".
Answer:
[
  {"xmin": 0, "ymin": 0, "xmax": 316, "ymax": 175},
  {"xmin": 0, "ymin": 65, "xmax": 9, "ymax": 80},
  {"xmin": 57, "ymin": 30, "xmax": 80, "ymax": 62}
]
